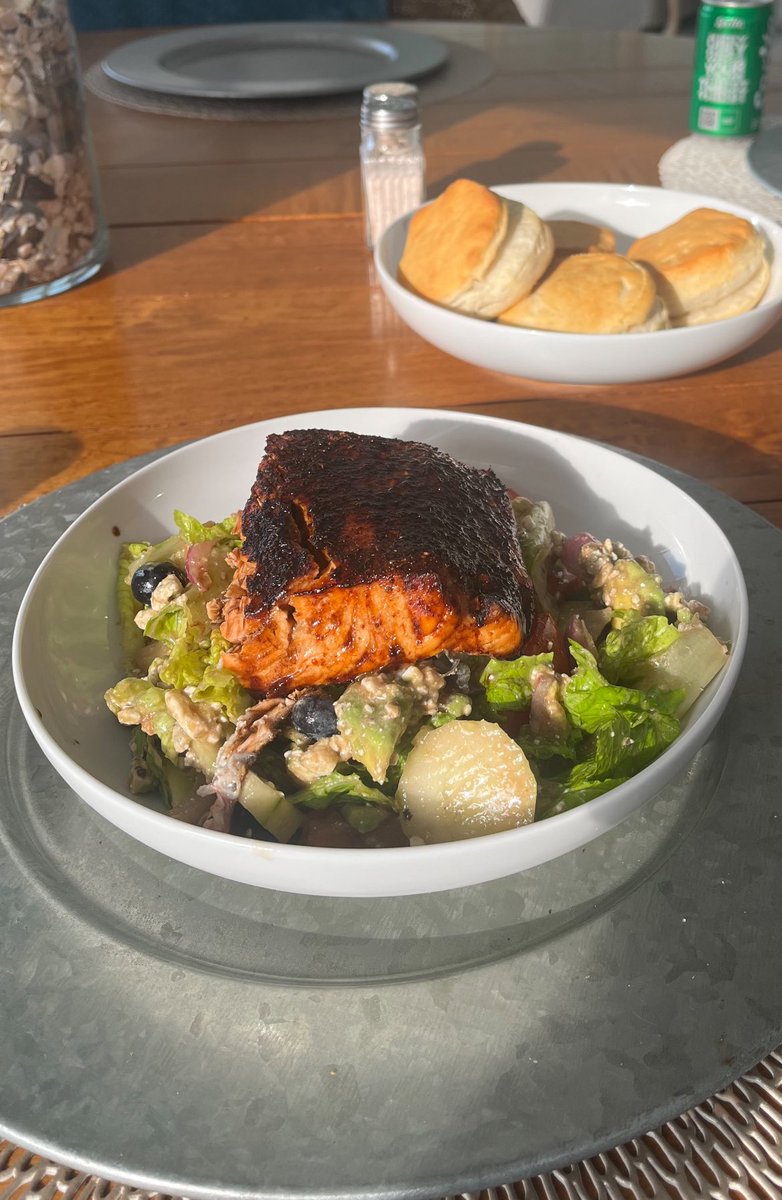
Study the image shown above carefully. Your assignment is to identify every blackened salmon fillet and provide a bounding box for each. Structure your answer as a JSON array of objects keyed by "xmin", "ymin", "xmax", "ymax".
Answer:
[{"xmin": 220, "ymin": 429, "xmax": 535, "ymax": 695}]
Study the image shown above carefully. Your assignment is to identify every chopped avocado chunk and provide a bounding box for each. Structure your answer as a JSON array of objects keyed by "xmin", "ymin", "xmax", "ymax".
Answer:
[
  {"xmin": 600, "ymin": 559, "xmax": 665, "ymax": 616},
  {"xmin": 431, "ymin": 691, "xmax": 473, "ymax": 727},
  {"xmin": 334, "ymin": 674, "xmax": 415, "ymax": 783}
]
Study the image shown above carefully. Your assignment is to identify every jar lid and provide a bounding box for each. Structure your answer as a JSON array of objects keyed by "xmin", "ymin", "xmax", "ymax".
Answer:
[{"xmin": 360, "ymin": 82, "xmax": 420, "ymax": 130}]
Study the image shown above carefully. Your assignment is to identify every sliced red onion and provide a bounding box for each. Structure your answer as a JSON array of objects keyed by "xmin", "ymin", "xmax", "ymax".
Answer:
[
  {"xmin": 559, "ymin": 532, "xmax": 600, "ymax": 576},
  {"xmin": 564, "ymin": 612, "xmax": 598, "ymax": 659},
  {"xmin": 185, "ymin": 539, "xmax": 216, "ymax": 591},
  {"xmin": 529, "ymin": 672, "xmax": 568, "ymax": 739},
  {"xmin": 525, "ymin": 611, "xmax": 572, "ymax": 674},
  {"xmin": 202, "ymin": 788, "xmax": 235, "ymax": 834}
]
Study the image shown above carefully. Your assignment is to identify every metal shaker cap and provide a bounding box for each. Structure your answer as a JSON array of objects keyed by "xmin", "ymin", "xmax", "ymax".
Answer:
[{"xmin": 360, "ymin": 82, "xmax": 420, "ymax": 130}]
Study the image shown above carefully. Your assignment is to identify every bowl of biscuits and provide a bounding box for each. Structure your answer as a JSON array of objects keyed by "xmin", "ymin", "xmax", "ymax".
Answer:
[{"xmin": 375, "ymin": 180, "xmax": 782, "ymax": 384}]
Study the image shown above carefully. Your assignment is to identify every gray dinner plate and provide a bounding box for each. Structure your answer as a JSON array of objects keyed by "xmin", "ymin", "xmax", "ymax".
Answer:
[
  {"xmin": 101, "ymin": 23, "xmax": 449, "ymax": 99},
  {"xmin": 1, "ymin": 448, "xmax": 781, "ymax": 1199},
  {"xmin": 747, "ymin": 125, "xmax": 782, "ymax": 198}
]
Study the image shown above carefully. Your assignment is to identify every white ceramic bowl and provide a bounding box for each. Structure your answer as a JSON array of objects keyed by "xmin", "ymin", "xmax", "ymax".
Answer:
[
  {"xmin": 375, "ymin": 183, "xmax": 782, "ymax": 385},
  {"xmin": 12, "ymin": 408, "xmax": 747, "ymax": 897}
]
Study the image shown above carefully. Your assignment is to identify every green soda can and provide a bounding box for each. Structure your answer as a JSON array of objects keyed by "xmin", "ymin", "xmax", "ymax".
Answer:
[{"xmin": 690, "ymin": 0, "xmax": 773, "ymax": 137}]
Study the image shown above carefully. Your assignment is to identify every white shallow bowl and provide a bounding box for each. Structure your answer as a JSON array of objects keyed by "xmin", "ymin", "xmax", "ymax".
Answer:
[
  {"xmin": 375, "ymin": 183, "xmax": 782, "ymax": 385},
  {"xmin": 12, "ymin": 408, "xmax": 747, "ymax": 897}
]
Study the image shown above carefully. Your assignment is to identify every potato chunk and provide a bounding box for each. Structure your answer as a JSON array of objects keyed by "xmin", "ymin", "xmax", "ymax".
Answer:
[{"xmin": 396, "ymin": 720, "xmax": 537, "ymax": 845}]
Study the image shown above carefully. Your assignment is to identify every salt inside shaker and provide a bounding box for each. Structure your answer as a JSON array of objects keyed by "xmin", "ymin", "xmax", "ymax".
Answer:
[{"xmin": 360, "ymin": 82, "xmax": 425, "ymax": 250}]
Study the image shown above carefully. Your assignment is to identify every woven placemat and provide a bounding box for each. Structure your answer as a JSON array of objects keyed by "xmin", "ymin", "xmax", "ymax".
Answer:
[
  {"xmin": 659, "ymin": 116, "xmax": 782, "ymax": 223},
  {"xmin": 84, "ymin": 37, "xmax": 493, "ymax": 121},
  {"xmin": 2, "ymin": 1048, "xmax": 782, "ymax": 1200}
]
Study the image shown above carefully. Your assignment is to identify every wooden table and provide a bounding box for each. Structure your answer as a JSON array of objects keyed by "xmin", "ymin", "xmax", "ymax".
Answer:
[
  {"xmin": 2, "ymin": 20, "xmax": 781, "ymax": 530},
  {"xmin": 2, "ymin": 24, "xmax": 782, "ymax": 1200}
]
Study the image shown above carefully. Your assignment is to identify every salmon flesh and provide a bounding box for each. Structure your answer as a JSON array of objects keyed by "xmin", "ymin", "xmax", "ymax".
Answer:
[{"xmin": 220, "ymin": 429, "xmax": 535, "ymax": 695}]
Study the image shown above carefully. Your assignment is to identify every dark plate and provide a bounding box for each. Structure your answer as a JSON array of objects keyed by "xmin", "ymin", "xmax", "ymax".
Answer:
[{"xmin": 101, "ymin": 23, "xmax": 448, "ymax": 99}]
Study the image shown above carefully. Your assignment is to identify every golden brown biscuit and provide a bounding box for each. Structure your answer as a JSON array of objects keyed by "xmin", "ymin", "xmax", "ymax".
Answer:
[
  {"xmin": 549, "ymin": 219, "xmax": 616, "ymax": 259},
  {"xmin": 399, "ymin": 179, "xmax": 507, "ymax": 307},
  {"xmin": 398, "ymin": 179, "xmax": 554, "ymax": 320},
  {"xmin": 628, "ymin": 207, "xmax": 767, "ymax": 320},
  {"xmin": 497, "ymin": 252, "xmax": 668, "ymax": 334},
  {"xmin": 675, "ymin": 257, "xmax": 771, "ymax": 326}
]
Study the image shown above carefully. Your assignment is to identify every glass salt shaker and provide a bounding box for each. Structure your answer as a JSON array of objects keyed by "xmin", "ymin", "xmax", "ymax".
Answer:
[
  {"xmin": 0, "ymin": 0, "xmax": 108, "ymax": 308},
  {"xmin": 360, "ymin": 82, "xmax": 425, "ymax": 250}
]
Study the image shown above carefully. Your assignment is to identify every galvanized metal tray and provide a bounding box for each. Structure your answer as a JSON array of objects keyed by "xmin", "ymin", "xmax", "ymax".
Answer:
[{"xmin": 1, "ymin": 448, "xmax": 781, "ymax": 1200}]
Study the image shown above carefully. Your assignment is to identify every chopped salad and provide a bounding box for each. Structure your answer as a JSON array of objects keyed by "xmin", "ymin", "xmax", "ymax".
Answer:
[{"xmin": 105, "ymin": 498, "xmax": 728, "ymax": 848}]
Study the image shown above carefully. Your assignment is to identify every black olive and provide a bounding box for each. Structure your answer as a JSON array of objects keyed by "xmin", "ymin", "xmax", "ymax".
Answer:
[
  {"xmin": 291, "ymin": 694, "xmax": 339, "ymax": 740},
  {"xmin": 131, "ymin": 561, "xmax": 187, "ymax": 605},
  {"xmin": 229, "ymin": 803, "xmax": 279, "ymax": 842}
]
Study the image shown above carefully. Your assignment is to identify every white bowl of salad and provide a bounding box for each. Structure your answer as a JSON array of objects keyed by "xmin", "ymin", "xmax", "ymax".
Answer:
[{"xmin": 12, "ymin": 409, "xmax": 747, "ymax": 897}]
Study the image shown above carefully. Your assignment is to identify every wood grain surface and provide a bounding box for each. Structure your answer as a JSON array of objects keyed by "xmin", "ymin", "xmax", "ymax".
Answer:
[{"xmin": 1, "ymin": 21, "xmax": 781, "ymax": 528}]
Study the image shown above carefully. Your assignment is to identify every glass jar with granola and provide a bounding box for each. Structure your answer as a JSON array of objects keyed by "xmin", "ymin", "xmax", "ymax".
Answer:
[{"xmin": 0, "ymin": 0, "xmax": 107, "ymax": 306}]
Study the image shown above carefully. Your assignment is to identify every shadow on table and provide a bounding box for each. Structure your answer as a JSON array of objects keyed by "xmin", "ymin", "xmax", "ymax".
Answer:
[
  {"xmin": 92, "ymin": 133, "xmax": 568, "ymax": 275},
  {"xmin": 463, "ymin": 393, "xmax": 782, "ymax": 507},
  {"xmin": 0, "ymin": 431, "xmax": 83, "ymax": 513},
  {"xmin": 429, "ymin": 139, "xmax": 568, "ymax": 193}
]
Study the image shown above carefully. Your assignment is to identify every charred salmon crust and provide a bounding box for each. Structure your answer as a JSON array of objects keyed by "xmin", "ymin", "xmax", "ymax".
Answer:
[{"xmin": 220, "ymin": 430, "xmax": 535, "ymax": 695}]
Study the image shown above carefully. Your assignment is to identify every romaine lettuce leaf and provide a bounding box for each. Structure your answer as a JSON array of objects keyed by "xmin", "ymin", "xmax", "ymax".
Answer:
[
  {"xmin": 480, "ymin": 653, "xmax": 554, "ymax": 713},
  {"xmin": 104, "ymin": 677, "xmax": 179, "ymax": 761},
  {"xmin": 618, "ymin": 624, "xmax": 728, "ymax": 715},
  {"xmin": 191, "ymin": 665, "xmax": 251, "ymax": 723},
  {"xmin": 598, "ymin": 614, "xmax": 679, "ymax": 684},
  {"xmin": 516, "ymin": 723, "xmax": 582, "ymax": 762},
  {"xmin": 144, "ymin": 602, "xmax": 188, "ymax": 645},
  {"xmin": 174, "ymin": 509, "xmax": 239, "ymax": 546},
  {"xmin": 561, "ymin": 774, "xmax": 631, "ymax": 809},
  {"xmin": 116, "ymin": 543, "xmax": 145, "ymax": 670},
  {"xmin": 126, "ymin": 533, "xmax": 187, "ymax": 578},
  {"xmin": 158, "ymin": 640, "xmax": 206, "ymax": 691},
  {"xmin": 431, "ymin": 692, "xmax": 472, "ymax": 728},
  {"xmin": 558, "ymin": 643, "xmax": 683, "ymax": 806},
  {"xmin": 291, "ymin": 771, "xmax": 393, "ymax": 810},
  {"xmin": 152, "ymin": 612, "xmax": 250, "ymax": 721},
  {"xmin": 563, "ymin": 643, "xmax": 683, "ymax": 729}
]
